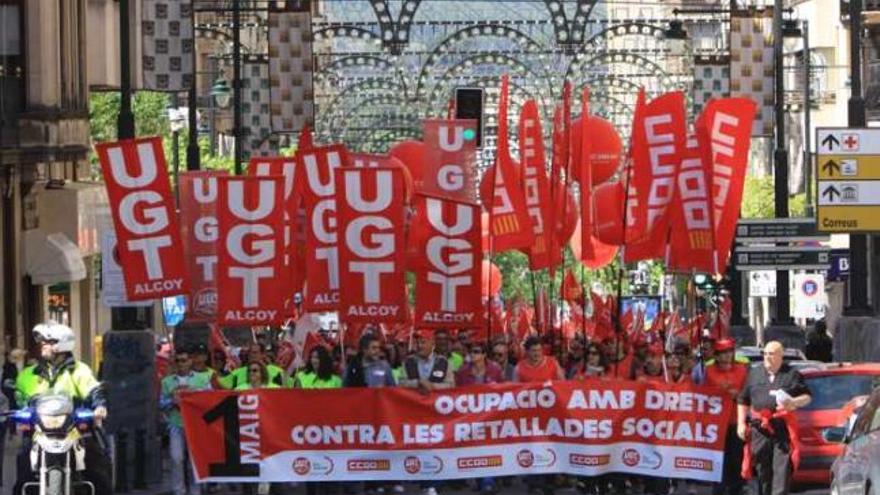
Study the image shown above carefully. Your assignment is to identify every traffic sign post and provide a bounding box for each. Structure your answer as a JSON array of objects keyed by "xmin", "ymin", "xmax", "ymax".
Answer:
[
  {"xmin": 733, "ymin": 246, "xmax": 831, "ymax": 271},
  {"xmin": 817, "ymin": 127, "xmax": 880, "ymax": 232},
  {"xmin": 736, "ymin": 218, "xmax": 829, "ymax": 243}
]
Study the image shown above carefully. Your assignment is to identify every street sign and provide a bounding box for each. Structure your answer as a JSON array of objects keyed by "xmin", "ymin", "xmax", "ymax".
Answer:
[
  {"xmin": 735, "ymin": 218, "xmax": 828, "ymax": 243},
  {"xmin": 748, "ymin": 270, "xmax": 777, "ymax": 297},
  {"xmin": 792, "ymin": 274, "xmax": 826, "ymax": 320},
  {"xmin": 817, "ymin": 127, "xmax": 880, "ymax": 232},
  {"xmin": 162, "ymin": 296, "xmax": 187, "ymax": 327},
  {"xmin": 828, "ymin": 249, "xmax": 851, "ymax": 281},
  {"xmin": 733, "ymin": 246, "xmax": 831, "ymax": 271}
]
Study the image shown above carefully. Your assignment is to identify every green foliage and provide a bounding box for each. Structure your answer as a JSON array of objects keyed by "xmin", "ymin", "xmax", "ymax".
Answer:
[
  {"xmin": 741, "ymin": 174, "xmax": 808, "ymax": 219},
  {"xmin": 88, "ymin": 91, "xmax": 238, "ymax": 178}
]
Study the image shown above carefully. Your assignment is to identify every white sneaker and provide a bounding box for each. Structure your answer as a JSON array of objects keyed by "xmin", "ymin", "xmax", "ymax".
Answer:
[
  {"xmin": 423, "ymin": 487, "xmax": 438, "ymax": 495},
  {"xmin": 393, "ymin": 485, "xmax": 405, "ymax": 494}
]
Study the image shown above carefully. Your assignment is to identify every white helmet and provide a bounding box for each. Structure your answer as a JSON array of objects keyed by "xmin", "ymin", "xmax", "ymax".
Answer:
[{"xmin": 33, "ymin": 321, "xmax": 76, "ymax": 353}]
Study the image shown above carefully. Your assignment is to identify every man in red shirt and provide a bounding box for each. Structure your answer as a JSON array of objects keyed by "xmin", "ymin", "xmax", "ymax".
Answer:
[
  {"xmin": 515, "ymin": 336, "xmax": 563, "ymax": 495},
  {"xmin": 515, "ymin": 336, "xmax": 565, "ymax": 383},
  {"xmin": 706, "ymin": 338, "xmax": 747, "ymax": 495},
  {"xmin": 636, "ymin": 343, "xmax": 666, "ymax": 383},
  {"xmin": 602, "ymin": 334, "xmax": 635, "ymax": 380}
]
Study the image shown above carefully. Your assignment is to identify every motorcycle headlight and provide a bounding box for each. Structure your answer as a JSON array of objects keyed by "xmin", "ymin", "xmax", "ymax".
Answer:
[
  {"xmin": 40, "ymin": 414, "xmax": 68, "ymax": 430},
  {"xmin": 35, "ymin": 395, "xmax": 73, "ymax": 431}
]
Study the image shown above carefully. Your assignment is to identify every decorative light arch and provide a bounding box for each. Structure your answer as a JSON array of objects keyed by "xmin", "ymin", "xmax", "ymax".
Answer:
[
  {"xmin": 313, "ymin": 25, "xmax": 383, "ymax": 46},
  {"xmin": 566, "ymin": 51, "xmax": 676, "ymax": 90},
  {"xmin": 542, "ymin": 0, "xmax": 599, "ymax": 49},
  {"xmin": 320, "ymin": 77, "xmax": 408, "ymax": 124},
  {"xmin": 327, "ymin": 94, "xmax": 410, "ymax": 134},
  {"xmin": 423, "ymin": 52, "xmax": 551, "ymax": 102},
  {"xmin": 314, "ymin": 55, "xmax": 396, "ymax": 83},
  {"xmin": 367, "ymin": 0, "xmax": 423, "ymax": 52},
  {"xmin": 580, "ymin": 22, "xmax": 668, "ymax": 51},
  {"xmin": 415, "ymin": 23, "xmax": 546, "ymax": 95}
]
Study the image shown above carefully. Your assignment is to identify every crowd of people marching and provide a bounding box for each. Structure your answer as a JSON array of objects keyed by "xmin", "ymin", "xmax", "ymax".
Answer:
[{"xmin": 160, "ymin": 317, "xmax": 751, "ymax": 495}]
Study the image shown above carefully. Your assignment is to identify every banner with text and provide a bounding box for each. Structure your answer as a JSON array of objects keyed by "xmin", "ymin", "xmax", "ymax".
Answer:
[
  {"xmin": 180, "ymin": 171, "xmax": 228, "ymax": 320},
  {"xmin": 216, "ymin": 176, "xmax": 286, "ymax": 325},
  {"xmin": 181, "ymin": 381, "xmax": 731, "ymax": 483},
  {"xmin": 413, "ymin": 195, "xmax": 483, "ymax": 329},
  {"xmin": 336, "ymin": 167, "xmax": 407, "ymax": 324},
  {"xmin": 95, "ymin": 137, "xmax": 189, "ymax": 300},
  {"xmin": 297, "ymin": 145, "xmax": 348, "ymax": 311}
]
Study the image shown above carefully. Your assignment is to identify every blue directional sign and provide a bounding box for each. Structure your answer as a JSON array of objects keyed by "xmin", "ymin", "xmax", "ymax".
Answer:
[{"xmin": 162, "ymin": 296, "xmax": 187, "ymax": 327}]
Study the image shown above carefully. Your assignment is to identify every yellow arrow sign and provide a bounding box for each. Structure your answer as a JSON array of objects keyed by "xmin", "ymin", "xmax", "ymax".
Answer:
[
  {"xmin": 818, "ymin": 206, "xmax": 880, "ymax": 232},
  {"xmin": 816, "ymin": 155, "xmax": 880, "ymax": 180}
]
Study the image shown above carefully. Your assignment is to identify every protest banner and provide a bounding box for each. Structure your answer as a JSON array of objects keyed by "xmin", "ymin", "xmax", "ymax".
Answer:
[{"xmin": 181, "ymin": 380, "xmax": 731, "ymax": 483}]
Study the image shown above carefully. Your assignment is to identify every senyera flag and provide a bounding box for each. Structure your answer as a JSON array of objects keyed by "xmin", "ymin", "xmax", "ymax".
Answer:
[
  {"xmin": 336, "ymin": 167, "xmax": 407, "ymax": 324},
  {"xmin": 180, "ymin": 381, "xmax": 732, "ymax": 483},
  {"xmin": 95, "ymin": 137, "xmax": 189, "ymax": 300},
  {"xmin": 297, "ymin": 144, "xmax": 348, "ymax": 312},
  {"xmin": 518, "ymin": 99, "xmax": 554, "ymax": 270},
  {"xmin": 216, "ymin": 176, "xmax": 286, "ymax": 326},
  {"xmin": 666, "ymin": 136, "xmax": 717, "ymax": 273},
  {"xmin": 624, "ymin": 91, "xmax": 687, "ymax": 262},
  {"xmin": 479, "ymin": 76, "xmax": 534, "ymax": 252},
  {"xmin": 179, "ymin": 171, "xmax": 228, "ymax": 320},
  {"xmin": 414, "ymin": 194, "xmax": 484, "ymax": 329},
  {"xmin": 422, "ymin": 120, "xmax": 478, "ymax": 203},
  {"xmin": 700, "ymin": 97, "xmax": 757, "ymax": 273},
  {"xmin": 248, "ymin": 157, "xmax": 304, "ymax": 300}
]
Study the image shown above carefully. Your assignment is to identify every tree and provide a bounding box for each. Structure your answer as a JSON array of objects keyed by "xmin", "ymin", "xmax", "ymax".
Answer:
[{"xmin": 88, "ymin": 91, "xmax": 235, "ymax": 177}]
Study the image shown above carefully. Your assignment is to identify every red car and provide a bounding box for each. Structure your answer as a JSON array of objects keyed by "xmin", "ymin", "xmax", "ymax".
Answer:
[{"xmin": 793, "ymin": 363, "xmax": 880, "ymax": 486}]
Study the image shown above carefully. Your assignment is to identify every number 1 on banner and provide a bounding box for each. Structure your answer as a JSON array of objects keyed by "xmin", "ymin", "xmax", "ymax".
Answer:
[{"xmin": 202, "ymin": 395, "xmax": 261, "ymax": 477}]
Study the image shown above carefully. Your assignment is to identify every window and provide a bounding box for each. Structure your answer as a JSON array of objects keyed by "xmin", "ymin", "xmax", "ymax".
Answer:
[
  {"xmin": 849, "ymin": 393, "xmax": 880, "ymax": 439},
  {"xmin": 0, "ymin": 1, "xmax": 22, "ymax": 146},
  {"xmin": 803, "ymin": 374, "xmax": 876, "ymax": 411},
  {"xmin": 871, "ymin": 405, "xmax": 880, "ymax": 432}
]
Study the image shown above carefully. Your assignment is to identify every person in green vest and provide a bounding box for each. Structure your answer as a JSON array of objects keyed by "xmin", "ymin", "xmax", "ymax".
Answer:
[
  {"xmin": 295, "ymin": 346, "xmax": 342, "ymax": 389},
  {"xmin": 218, "ymin": 343, "xmax": 292, "ymax": 389},
  {"xmin": 434, "ymin": 329, "xmax": 464, "ymax": 372},
  {"xmin": 189, "ymin": 343, "xmax": 216, "ymax": 381},
  {"xmin": 234, "ymin": 362, "xmax": 280, "ymax": 391},
  {"xmin": 13, "ymin": 322, "xmax": 112, "ymax": 495},
  {"xmin": 160, "ymin": 349, "xmax": 212, "ymax": 495}
]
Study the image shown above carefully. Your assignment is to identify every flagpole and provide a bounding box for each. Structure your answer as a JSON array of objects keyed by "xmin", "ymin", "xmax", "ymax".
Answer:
[{"xmin": 614, "ymin": 153, "xmax": 635, "ymax": 379}]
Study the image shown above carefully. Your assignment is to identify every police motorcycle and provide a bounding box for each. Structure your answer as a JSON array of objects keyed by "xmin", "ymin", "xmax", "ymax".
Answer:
[{"xmin": 10, "ymin": 393, "xmax": 97, "ymax": 495}]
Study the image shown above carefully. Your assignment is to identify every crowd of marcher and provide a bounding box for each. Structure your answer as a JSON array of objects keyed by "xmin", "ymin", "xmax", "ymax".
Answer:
[{"xmin": 159, "ymin": 325, "xmax": 806, "ymax": 495}]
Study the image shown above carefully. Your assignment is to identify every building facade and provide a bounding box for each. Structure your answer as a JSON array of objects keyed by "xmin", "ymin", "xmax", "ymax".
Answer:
[{"xmin": 0, "ymin": 0, "xmax": 121, "ymax": 365}]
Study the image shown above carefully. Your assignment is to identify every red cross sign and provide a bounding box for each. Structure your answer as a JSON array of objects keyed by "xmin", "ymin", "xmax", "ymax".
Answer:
[{"xmin": 842, "ymin": 133, "xmax": 860, "ymax": 151}]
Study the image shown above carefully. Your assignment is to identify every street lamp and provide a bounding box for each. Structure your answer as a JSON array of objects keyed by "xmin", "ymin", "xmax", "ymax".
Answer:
[
  {"xmin": 211, "ymin": 78, "xmax": 232, "ymax": 109},
  {"xmin": 664, "ymin": 20, "xmax": 689, "ymax": 56}
]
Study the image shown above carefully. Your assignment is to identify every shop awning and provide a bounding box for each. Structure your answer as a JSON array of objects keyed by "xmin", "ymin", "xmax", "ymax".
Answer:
[{"xmin": 23, "ymin": 229, "xmax": 87, "ymax": 286}]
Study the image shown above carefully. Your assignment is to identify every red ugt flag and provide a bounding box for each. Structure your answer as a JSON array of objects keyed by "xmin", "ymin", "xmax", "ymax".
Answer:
[
  {"xmin": 216, "ymin": 176, "xmax": 286, "ymax": 326},
  {"xmin": 336, "ymin": 167, "xmax": 408, "ymax": 324},
  {"xmin": 95, "ymin": 137, "xmax": 189, "ymax": 300},
  {"xmin": 414, "ymin": 195, "xmax": 484, "ymax": 330}
]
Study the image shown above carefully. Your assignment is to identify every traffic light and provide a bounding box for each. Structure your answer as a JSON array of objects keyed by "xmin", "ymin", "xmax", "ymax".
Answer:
[{"xmin": 455, "ymin": 88, "xmax": 484, "ymax": 147}]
